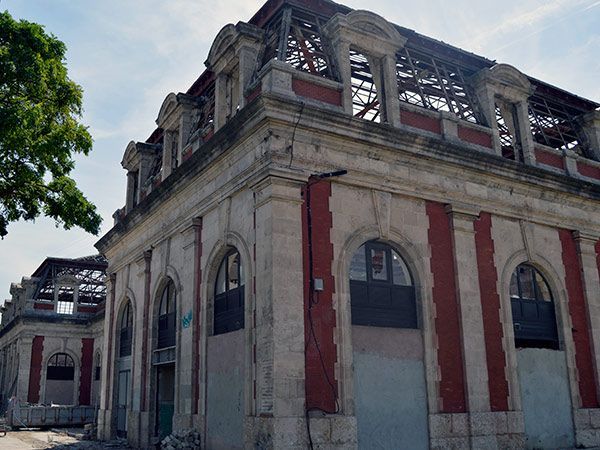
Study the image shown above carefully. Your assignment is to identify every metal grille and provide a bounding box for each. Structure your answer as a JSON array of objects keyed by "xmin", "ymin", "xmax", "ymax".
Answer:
[
  {"xmin": 34, "ymin": 257, "xmax": 107, "ymax": 305},
  {"xmin": 197, "ymin": 83, "xmax": 215, "ymax": 134},
  {"xmin": 261, "ymin": 7, "xmax": 334, "ymax": 79},
  {"xmin": 496, "ymin": 105, "xmax": 517, "ymax": 160},
  {"xmin": 350, "ymin": 49, "xmax": 380, "ymax": 122},
  {"xmin": 396, "ymin": 47, "xmax": 483, "ymax": 124},
  {"xmin": 528, "ymin": 94, "xmax": 589, "ymax": 157}
]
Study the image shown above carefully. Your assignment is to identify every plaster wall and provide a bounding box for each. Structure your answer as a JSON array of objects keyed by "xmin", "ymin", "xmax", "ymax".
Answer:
[
  {"xmin": 352, "ymin": 325, "xmax": 428, "ymax": 450},
  {"xmin": 206, "ymin": 329, "xmax": 245, "ymax": 449},
  {"xmin": 517, "ymin": 348, "xmax": 574, "ymax": 448}
]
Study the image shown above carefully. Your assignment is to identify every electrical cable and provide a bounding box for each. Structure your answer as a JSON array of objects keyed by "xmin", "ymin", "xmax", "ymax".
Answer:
[{"xmin": 303, "ymin": 173, "xmax": 346, "ymax": 450}]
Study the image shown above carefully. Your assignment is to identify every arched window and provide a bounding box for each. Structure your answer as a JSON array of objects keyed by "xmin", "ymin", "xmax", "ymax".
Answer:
[
  {"xmin": 349, "ymin": 240, "xmax": 417, "ymax": 328},
  {"xmin": 158, "ymin": 280, "xmax": 177, "ymax": 349},
  {"xmin": 119, "ymin": 302, "xmax": 133, "ymax": 357},
  {"xmin": 47, "ymin": 353, "xmax": 75, "ymax": 381},
  {"xmin": 510, "ymin": 263, "xmax": 558, "ymax": 349},
  {"xmin": 214, "ymin": 248, "xmax": 244, "ymax": 335}
]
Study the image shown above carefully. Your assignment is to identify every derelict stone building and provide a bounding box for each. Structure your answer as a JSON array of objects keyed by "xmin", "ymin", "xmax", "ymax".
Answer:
[
  {"xmin": 95, "ymin": 0, "xmax": 600, "ymax": 448},
  {"xmin": 0, "ymin": 256, "xmax": 106, "ymax": 411}
]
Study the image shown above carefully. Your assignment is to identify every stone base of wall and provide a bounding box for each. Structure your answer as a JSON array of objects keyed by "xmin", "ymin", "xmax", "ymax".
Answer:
[
  {"xmin": 249, "ymin": 415, "xmax": 357, "ymax": 449},
  {"xmin": 97, "ymin": 408, "xmax": 112, "ymax": 441},
  {"xmin": 429, "ymin": 411, "xmax": 525, "ymax": 450},
  {"xmin": 574, "ymin": 408, "xmax": 600, "ymax": 447}
]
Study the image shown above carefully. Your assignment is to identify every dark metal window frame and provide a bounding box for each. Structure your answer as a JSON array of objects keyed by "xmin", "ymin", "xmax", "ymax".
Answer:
[
  {"xmin": 260, "ymin": 6, "xmax": 336, "ymax": 80},
  {"xmin": 510, "ymin": 263, "xmax": 558, "ymax": 349},
  {"xmin": 47, "ymin": 353, "xmax": 75, "ymax": 381},
  {"xmin": 350, "ymin": 241, "xmax": 418, "ymax": 329},
  {"xmin": 395, "ymin": 46, "xmax": 484, "ymax": 125},
  {"xmin": 157, "ymin": 280, "xmax": 177, "ymax": 349},
  {"xmin": 213, "ymin": 248, "xmax": 245, "ymax": 335},
  {"xmin": 119, "ymin": 301, "xmax": 133, "ymax": 358}
]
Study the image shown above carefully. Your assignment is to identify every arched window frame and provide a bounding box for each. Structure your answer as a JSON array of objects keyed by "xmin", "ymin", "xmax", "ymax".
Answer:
[
  {"xmin": 157, "ymin": 280, "xmax": 177, "ymax": 349},
  {"xmin": 119, "ymin": 301, "xmax": 133, "ymax": 358},
  {"xmin": 47, "ymin": 353, "xmax": 75, "ymax": 381},
  {"xmin": 213, "ymin": 247, "xmax": 245, "ymax": 335},
  {"xmin": 349, "ymin": 240, "xmax": 417, "ymax": 328},
  {"xmin": 510, "ymin": 263, "xmax": 558, "ymax": 349}
]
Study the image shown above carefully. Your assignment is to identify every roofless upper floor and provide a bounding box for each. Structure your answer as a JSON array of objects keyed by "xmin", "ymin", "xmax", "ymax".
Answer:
[
  {"xmin": 115, "ymin": 0, "xmax": 600, "ymax": 221},
  {"xmin": 0, "ymin": 255, "xmax": 107, "ymax": 334}
]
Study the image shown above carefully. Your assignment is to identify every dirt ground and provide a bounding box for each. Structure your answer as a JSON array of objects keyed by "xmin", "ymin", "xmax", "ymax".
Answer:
[{"xmin": 0, "ymin": 428, "xmax": 129, "ymax": 449}]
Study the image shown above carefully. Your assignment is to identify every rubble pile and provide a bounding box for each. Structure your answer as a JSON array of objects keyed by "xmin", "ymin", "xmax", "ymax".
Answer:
[{"xmin": 160, "ymin": 429, "xmax": 201, "ymax": 449}]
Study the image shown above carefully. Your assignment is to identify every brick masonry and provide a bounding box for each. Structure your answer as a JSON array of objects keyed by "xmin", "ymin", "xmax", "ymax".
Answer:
[
  {"xmin": 27, "ymin": 336, "xmax": 44, "ymax": 403},
  {"xmin": 401, "ymin": 109, "xmax": 442, "ymax": 134},
  {"xmin": 560, "ymin": 229, "xmax": 599, "ymax": 408},
  {"xmin": 426, "ymin": 201, "xmax": 466, "ymax": 413},
  {"xmin": 458, "ymin": 125, "xmax": 493, "ymax": 148},
  {"xmin": 474, "ymin": 212, "xmax": 509, "ymax": 412},
  {"xmin": 302, "ymin": 179, "xmax": 338, "ymax": 413},
  {"xmin": 79, "ymin": 338, "xmax": 94, "ymax": 405},
  {"xmin": 292, "ymin": 79, "xmax": 342, "ymax": 106}
]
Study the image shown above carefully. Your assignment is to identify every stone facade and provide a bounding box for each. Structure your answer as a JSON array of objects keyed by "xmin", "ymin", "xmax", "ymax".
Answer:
[
  {"xmin": 96, "ymin": 0, "xmax": 600, "ymax": 448},
  {"xmin": 0, "ymin": 256, "xmax": 106, "ymax": 412}
]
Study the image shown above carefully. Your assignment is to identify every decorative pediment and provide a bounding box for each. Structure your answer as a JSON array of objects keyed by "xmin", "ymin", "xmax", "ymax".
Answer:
[
  {"xmin": 324, "ymin": 10, "xmax": 406, "ymax": 56},
  {"xmin": 121, "ymin": 140, "xmax": 139, "ymax": 170},
  {"xmin": 206, "ymin": 24, "xmax": 237, "ymax": 70},
  {"xmin": 346, "ymin": 10, "xmax": 402, "ymax": 43},
  {"xmin": 489, "ymin": 64, "xmax": 531, "ymax": 93},
  {"xmin": 156, "ymin": 92, "xmax": 179, "ymax": 128},
  {"xmin": 205, "ymin": 22, "xmax": 263, "ymax": 72}
]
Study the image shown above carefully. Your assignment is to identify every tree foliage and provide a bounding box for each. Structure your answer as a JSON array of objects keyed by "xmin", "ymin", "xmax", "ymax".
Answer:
[{"xmin": 0, "ymin": 11, "xmax": 101, "ymax": 237}]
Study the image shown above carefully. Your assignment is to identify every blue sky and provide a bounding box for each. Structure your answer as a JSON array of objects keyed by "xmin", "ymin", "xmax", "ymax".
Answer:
[{"xmin": 0, "ymin": 0, "xmax": 598, "ymax": 299}]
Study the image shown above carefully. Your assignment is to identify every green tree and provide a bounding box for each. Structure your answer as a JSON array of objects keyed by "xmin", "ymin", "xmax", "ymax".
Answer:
[{"xmin": 0, "ymin": 11, "xmax": 101, "ymax": 237}]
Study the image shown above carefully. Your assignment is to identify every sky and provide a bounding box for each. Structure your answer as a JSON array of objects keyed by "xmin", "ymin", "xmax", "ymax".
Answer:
[{"xmin": 0, "ymin": 0, "xmax": 598, "ymax": 300}]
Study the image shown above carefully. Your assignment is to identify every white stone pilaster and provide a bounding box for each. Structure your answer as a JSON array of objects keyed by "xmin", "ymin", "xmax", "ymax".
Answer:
[
  {"xmin": 445, "ymin": 204, "xmax": 491, "ymax": 413},
  {"xmin": 253, "ymin": 176, "xmax": 306, "ymax": 444}
]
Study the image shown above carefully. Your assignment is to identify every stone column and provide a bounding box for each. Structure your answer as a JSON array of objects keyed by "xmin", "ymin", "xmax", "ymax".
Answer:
[
  {"xmin": 328, "ymin": 37, "xmax": 353, "ymax": 115},
  {"xmin": 514, "ymin": 100, "xmax": 535, "ymax": 165},
  {"xmin": 238, "ymin": 45, "xmax": 259, "ymax": 109},
  {"xmin": 98, "ymin": 273, "xmax": 116, "ymax": 440},
  {"xmin": 580, "ymin": 111, "xmax": 600, "ymax": 161},
  {"xmin": 381, "ymin": 54, "xmax": 400, "ymax": 127},
  {"xmin": 446, "ymin": 204, "xmax": 491, "ymax": 411},
  {"xmin": 16, "ymin": 336, "xmax": 33, "ymax": 402},
  {"xmin": 214, "ymin": 73, "xmax": 229, "ymax": 132},
  {"xmin": 574, "ymin": 231, "xmax": 600, "ymax": 395},
  {"xmin": 446, "ymin": 204, "xmax": 496, "ymax": 448},
  {"xmin": 253, "ymin": 176, "xmax": 307, "ymax": 448}
]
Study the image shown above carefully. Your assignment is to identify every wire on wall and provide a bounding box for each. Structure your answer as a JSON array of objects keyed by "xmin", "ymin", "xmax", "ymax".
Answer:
[{"xmin": 304, "ymin": 170, "xmax": 346, "ymax": 449}]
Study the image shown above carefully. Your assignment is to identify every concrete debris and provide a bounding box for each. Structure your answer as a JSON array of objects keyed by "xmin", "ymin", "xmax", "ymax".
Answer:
[{"xmin": 160, "ymin": 429, "xmax": 201, "ymax": 449}]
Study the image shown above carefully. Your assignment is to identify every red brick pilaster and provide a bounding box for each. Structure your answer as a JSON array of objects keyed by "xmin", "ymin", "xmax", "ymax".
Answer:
[
  {"xmin": 426, "ymin": 201, "xmax": 466, "ymax": 413},
  {"xmin": 560, "ymin": 229, "xmax": 599, "ymax": 408},
  {"xmin": 79, "ymin": 338, "xmax": 94, "ymax": 405},
  {"xmin": 474, "ymin": 212, "xmax": 509, "ymax": 411},
  {"xmin": 303, "ymin": 179, "xmax": 337, "ymax": 412},
  {"xmin": 27, "ymin": 336, "xmax": 44, "ymax": 403}
]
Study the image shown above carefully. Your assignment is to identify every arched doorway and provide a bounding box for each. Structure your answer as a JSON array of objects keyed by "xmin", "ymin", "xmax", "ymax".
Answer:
[
  {"xmin": 350, "ymin": 240, "xmax": 428, "ymax": 449},
  {"xmin": 116, "ymin": 301, "xmax": 133, "ymax": 438},
  {"xmin": 510, "ymin": 263, "xmax": 574, "ymax": 448},
  {"xmin": 45, "ymin": 353, "xmax": 75, "ymax": 405},
  {"xmin": 154, "ymin": 279, "xmax": 177, "ymax": 439},
  {"xmin": 206, "ymin": 247, "xmax": 245, "ymax": 449}
]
